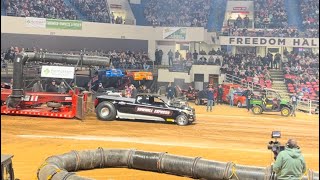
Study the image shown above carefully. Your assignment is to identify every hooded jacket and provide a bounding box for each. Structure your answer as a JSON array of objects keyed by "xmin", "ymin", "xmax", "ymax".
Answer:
[{"xmin": 273, "ymin": 147, "xmax": 306, "ymax": 180}]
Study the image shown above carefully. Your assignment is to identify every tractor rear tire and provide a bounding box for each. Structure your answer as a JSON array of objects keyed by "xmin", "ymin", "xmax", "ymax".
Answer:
[
  {"xmin": 252, "ymin": 105, "xmax": 262, "ymax": 115},
  {"xmin": 96, "ymin": 101, "xmax": 117, "ymax": 121},
  {"xmin": 281, "ymin": 107, "xmax": 291, "ymax": 117}
]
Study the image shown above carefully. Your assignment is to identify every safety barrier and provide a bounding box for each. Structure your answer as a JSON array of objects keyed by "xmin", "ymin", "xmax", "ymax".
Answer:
[{"xmin": 37, "ymin": 148, "xmax": 319, "ymax": 180}]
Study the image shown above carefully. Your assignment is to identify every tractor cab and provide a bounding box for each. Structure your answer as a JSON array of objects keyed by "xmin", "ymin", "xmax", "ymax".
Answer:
[{"xmin": 1, "ymin": 154, "xmax": 14, "ymax": 180}]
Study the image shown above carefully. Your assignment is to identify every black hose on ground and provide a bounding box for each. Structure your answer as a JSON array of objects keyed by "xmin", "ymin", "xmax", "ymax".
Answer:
[{"xmin": 37, "ymin": 148, "xmax": 319, "ymax": 180}]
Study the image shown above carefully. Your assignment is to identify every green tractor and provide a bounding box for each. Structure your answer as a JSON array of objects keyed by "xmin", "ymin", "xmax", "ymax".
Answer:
[{"xmin": 250, "ymin": 89, "xmax": 292, "ymax": 117}]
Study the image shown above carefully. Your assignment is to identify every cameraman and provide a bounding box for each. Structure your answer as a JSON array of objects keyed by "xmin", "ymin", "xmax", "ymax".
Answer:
[{"xmin": 273, "ymin": 139, "xmax": 306, "ymax": 179}]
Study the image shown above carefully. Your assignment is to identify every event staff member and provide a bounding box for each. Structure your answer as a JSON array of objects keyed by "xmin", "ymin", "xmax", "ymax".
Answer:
[
  {"xmin": 290, "ymin": 93, "xmax": 298, "ymax": 117},
  {"xmin": 206, "ymin": 87, "xmax": 214, "ymax": 112},
  {"xmin": 217, "ymin": 85, "xmax": 223, "ymax": 105},
  {"xmin": 166, "ymin": 82, "xmax": 175, "ymax": 101},
  {"xmin": 273, "ymin": 139, "xmax": 306, "ymax": 179},
  {"xmin": 246, "ymin": 90, "xmax": 253, "ymax": 111}
]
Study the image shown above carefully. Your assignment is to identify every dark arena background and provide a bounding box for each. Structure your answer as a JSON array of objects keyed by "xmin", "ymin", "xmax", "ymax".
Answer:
[{"xmin": 1, "ymin": 0, "xmax": 319, "ymax": 179}]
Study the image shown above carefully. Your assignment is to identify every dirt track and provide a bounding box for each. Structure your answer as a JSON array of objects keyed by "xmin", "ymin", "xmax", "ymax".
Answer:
[{"xmin": 1, "ymin": 104, "xmax": 319, "ymax": 180}]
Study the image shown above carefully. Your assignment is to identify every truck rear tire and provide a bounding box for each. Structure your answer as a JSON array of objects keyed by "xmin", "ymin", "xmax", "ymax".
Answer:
[
  {"xmin": 176, "ymin": 114, "xmax": 189, "ymax": 126},
  {"xmin": 96, "ymin": 101, "xmax": 116, "ymax": 121}
]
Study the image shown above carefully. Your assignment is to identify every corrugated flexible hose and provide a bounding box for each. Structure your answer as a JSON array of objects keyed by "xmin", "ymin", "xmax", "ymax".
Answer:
[{"xmin": 37, "ymin": 147, "xmax": 319, "ymax": 180}]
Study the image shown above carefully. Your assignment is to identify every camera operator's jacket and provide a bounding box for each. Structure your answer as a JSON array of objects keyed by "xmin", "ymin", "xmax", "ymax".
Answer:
[{"xmin": 273, "ymin": 147, "xmax": 306, "ymax": 179}]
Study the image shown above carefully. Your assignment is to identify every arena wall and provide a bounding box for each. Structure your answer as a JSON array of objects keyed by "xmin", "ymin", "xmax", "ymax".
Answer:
[
  {"xmin": 1, "ymin": 16, "xmax": 206, "ymax": 60},
  {"xmin": 1, "ymin": 33, "xmax": 148, "ymax": 52},
  {"xmin": 158, "ymin": 65, "xmax": 221, "ymax": 87}
]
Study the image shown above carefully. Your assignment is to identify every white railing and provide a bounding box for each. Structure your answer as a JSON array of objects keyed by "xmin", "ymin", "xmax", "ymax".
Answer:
[{"xmin": 224, "ymin": 73, "xmax": 319, "ymax": 115}]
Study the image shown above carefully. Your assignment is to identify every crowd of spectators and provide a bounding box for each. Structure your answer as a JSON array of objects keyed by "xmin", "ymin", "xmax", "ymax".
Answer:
[
  {"xmin": 220, "ymin": 52, "xmax": 275, "ymax": 88},
  {"xmin": 5, "ymin": 0, "xmax": 77, "ymax": 20},
  {"xmin": 254, "ymin": 0, "xmax": 288, "ymax": 29},
  {"xmin": 300, "ymin": 0, "xmax": 319, "ymax": 30},
  {"xmin": 107, "ymin": 50, "xmax": 152, "ymax": 70},
  {"xmin": 72, "ymin": 0, "xmax": 110, "ymax": 23},
  {"xmin": 220, "ymin": 0, "xmax": 319, "ymax": 38},
  {"xmin": 283, "ymin": 51, "xmax": 319, "ymax": 100},
  {"xmin": 222, "ymin": 24, "xmax": 318, "ymax": 38},
  {"xmin": 144, "ymin": 0, "xmax": 210, "ymax": 27}
]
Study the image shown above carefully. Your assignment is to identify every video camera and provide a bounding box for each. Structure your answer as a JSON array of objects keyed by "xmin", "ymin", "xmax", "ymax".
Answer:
[{"xmin": 267, "ymin": 131, "xmax": 285, "ymax": 160}]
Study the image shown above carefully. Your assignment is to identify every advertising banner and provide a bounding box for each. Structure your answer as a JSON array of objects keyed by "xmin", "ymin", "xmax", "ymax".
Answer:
[
  {"xmin": 163, "ymin": 27, "xmax": 187, "ymax": 40},
  {"xmin": 219, "ymin": 36, "xmax": 319, "ymax": 47},
  {"xmin": 25, "ymin": 17, "xmax": 46, "ymax": 28},
  {"xmin": 226, "ymin": 1, "xmax": 253, "ymax": 13},
  {"xmin": 46, "ymin": 19, "xmax": 82, "ymax": 30},
  {"xmin": 41, "ymin": 66, "xmax": 75, "ymax": 79}
]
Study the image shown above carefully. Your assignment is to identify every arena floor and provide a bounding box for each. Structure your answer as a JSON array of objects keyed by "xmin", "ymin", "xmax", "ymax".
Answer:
[{"xmin": 1, "ymin": 104, "xmax": 319, "ymax": 180}]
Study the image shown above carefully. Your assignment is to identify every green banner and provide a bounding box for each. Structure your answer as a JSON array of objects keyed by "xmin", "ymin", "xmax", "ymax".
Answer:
[{"xmin": 46, "ymin": 19, "xmax": 82, "ymax": 30}]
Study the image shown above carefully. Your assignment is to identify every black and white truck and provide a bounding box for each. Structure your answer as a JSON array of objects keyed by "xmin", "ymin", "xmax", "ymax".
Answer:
[{"xmin": 94, "ymin": 93, "xmax": 196, "ymax": 126}]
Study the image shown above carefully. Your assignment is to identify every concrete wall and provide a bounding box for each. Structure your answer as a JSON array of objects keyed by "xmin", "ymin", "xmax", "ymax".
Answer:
[
  {"xmin": 1, "ymin": 17, "xmax": 205, "ymax": 41},
  {"xmin": 1, "ymin": 16, "xmax": 205, "ymax": 60},
  {"xmin": 1, "ymin": 33, "xmax": 148, "ymax": 52},
  {"xmin": 158, "ymin": 65, "xmax": 221, "ymax": 83},
  {"xmin": 157, "ymin": 69, "xmax": 191, "ymax": 83}
]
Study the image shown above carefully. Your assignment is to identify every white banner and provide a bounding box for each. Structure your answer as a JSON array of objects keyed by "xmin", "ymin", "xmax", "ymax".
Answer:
[
  {"xmin": 163, "ymin": 27, "xmax": 186, "ymax": 40},
  {"xmin": 219, "ymin": 36, "xmax": 319, "ymax": 47},
  {"xmin": 41, "ymin": 66, "xmax": 75, "ymax": 79},
  {"xmin": 25, "ymin": 17, "xmax": 46, "ymax": 28}
]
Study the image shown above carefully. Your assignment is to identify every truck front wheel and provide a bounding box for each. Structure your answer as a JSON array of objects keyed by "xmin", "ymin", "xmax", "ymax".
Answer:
[
  {"xmin": 176, "ymin": 114, "xmax": 189, "ymax": 126},
  {"xmin": 96, "ymin": 101, "xmax": 117, "ymax": 121}
]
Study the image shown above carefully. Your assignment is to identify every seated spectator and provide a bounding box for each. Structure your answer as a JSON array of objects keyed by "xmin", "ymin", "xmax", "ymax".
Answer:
[
  {"xmin": 144, "ymin": 0, "xmax": 210, "ymax": 27},
  {"xmin": 6, "ymin": 0, "xmax": 77, "ymax": 20},
  {"xmin": 72, "ymin": 0, "xmax": 110, "ymax": 23}
]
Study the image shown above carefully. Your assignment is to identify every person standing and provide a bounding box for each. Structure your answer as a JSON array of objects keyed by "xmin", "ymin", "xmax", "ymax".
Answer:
[
  {"xmin": 131, "ymin": 85, "xmax": 138, "ymax": 98},
  {"xmin": 273, "ymin": 139, "xmax": 306, "ymax": 179},
  {"xmin": 158, "ymin": 49, "xmax": 163, "ymax": 65},
  {"xmin": 125, "ymin": 85, "xmax": 132, "ymax": 98},
  {"xmin": 290, "ymin": 92, "xmax": 298, "ymax": 117},
  {"xmin": 166, "ymin": 82, "xmax": 175, "ymax": 102},
  {"xmin": 274, "ymin": 53, "xmax": 281, "ymax": 69},
  {"xmin": 175, "ymin": 50, "xmax": 180, "ymax": 61},
  {"xmin": 32, "ymin": 80, "xmax": 43, "ymax": 92},
  {"xmin": 47, "ymin": 80, "xmax": 58, "ymax": 92},
  {"xmin": 217, "ymin": 85, "xmax": 223, "ymax": 105},
  {"xmin": 229, "ymin": 87, "xmax": 235, "ymax": 107},
  {"xmin": 246, "ymin": 90, "xmax": 253, "ymax": 112},
  {"xmin": 206, "ymin": 87, "xmax": 214, "ymax": 112},
  {"xmin": 167, "ymin": 49, "xmax": 174, "ymax": 66},
  {"xmin": 58, "ymin": 81, "xmax": 68, "ymax": 94},
  {"xmin": 97, "ymin": 83, "xmax": 105, "ymax": 93},
  {"xmin": 193, "ymin": 50, "xmax": 198, "ymax": 63},
  {"xmin": 155, "ymin": 49, "xmax": 159, "ymax": 65}
]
